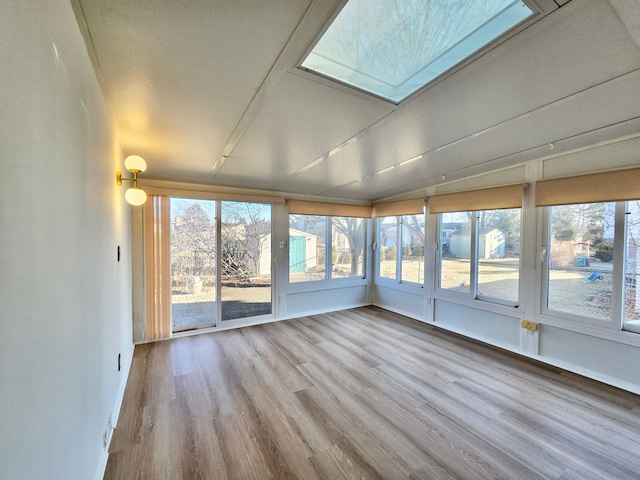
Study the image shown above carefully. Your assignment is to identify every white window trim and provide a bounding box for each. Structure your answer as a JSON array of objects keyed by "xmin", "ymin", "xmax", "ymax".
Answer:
[
  {"xmin": 436, "ymin": 210, "xmax": 521, "ymax": 308},
  {"xmin": 374, "ymin": 215, "xmax": 426, "ymax": 289},
  {"xmin": 287, "ymin": 215, "xmax": 368, "ymax": 292},
  {"xmin": 540, "ymin": 203, "xmax": 623, "ymax": 331}
]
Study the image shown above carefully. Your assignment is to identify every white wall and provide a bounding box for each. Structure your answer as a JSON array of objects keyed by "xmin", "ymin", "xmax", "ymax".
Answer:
[
  {"xmin": 0, "ymin": 2, "xmax": 133, "ymax": 479},
  {"xmin": 374, "ymin": 285, "xmax": 426, "ymax": 320}
]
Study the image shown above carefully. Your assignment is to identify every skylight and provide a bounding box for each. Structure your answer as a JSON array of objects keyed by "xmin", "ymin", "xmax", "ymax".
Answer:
[{"xmin": 300, "ymin": 0, "xmax": 535, "ymax": 103}]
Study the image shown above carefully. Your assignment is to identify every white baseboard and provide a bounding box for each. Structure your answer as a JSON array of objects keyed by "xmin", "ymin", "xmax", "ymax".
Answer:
[{"xmin": 94, "ymin": 347, "xmax": 134, "ymax": 480}]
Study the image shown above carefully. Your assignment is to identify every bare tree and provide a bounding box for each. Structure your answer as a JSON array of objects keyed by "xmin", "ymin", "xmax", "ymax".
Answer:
[
  {"xmin": 332, "ymin": 217, "xmax": 365, "ymax": 275},
  {"xmin": 402, "ymin": 214, "xmax": 425, "ymax": 252},
  {"xmin": 221, "ymin": 202, "xmax": 271, "ymax": 280},
  {"xmin": 171, "ymin": 201, "xmax": 215, "ymax": 289},
  {"xmin": 318, "ymin": 0, "xmax": 513, "ymax": 83}
]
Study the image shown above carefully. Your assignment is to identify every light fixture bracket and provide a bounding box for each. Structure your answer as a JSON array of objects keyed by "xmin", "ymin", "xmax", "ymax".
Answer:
[{"xmin": 116, "ymin": 170, "xmax": 138, "ymax": 187}]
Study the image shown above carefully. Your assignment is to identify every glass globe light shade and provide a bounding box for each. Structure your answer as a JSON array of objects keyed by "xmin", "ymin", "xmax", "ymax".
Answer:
[
  {"xmin": 124, "ymin": 155, "xmax": 147, "ymax": 173},
  {"xmin": 124, "ymin": 187, "xmax": 147, "ymax": 206}
]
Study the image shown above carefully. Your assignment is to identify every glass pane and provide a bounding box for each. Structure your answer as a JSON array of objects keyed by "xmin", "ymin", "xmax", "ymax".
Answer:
[
  {"xmin": 378, "ymin": 217, "xmax": 397, "ymax": 279},
  {"xmin": 170, "ymin": 198, "xmax": 216, "ymax": 331},
  {"xmin": 624, "ymin": 201, "xmax": 640, "ymax": 328},
  {"xmin": 300, "ymin": 0, "xmax": 534, "ymax": 102},
  {"xmin": 221, "ymin": 202, "xmax": 272, "ymax": 321},
  {"xmin": 401, "ymin": 214, "xmax": 425, "ymax": 284},
  {"xmin": 332, "ymin": 217, "xmax": 365, "ymax": 278},
  {"xmin": 477, "ymin": 208, "xmax": 520, "ymax": 303},
  {"xmin": 289, "ymin": 215, "xmax": 327, "ymax": 282},
  {"xmin": 440, "ymin": 212, "xmax": 471, "ymax": 292},
  {"xmin": 547, "ymin": 203, "xmax": 613, "ymax": 320}
]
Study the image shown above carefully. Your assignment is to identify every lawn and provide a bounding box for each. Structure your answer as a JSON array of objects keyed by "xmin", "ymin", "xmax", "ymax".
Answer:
[
  {"xmin": 173, "ymin": 260, "xmax": 639, "ymax": 330},
  {"xmin": 440, "ymin": 258, "xmax": 640, "ymax": 321}
]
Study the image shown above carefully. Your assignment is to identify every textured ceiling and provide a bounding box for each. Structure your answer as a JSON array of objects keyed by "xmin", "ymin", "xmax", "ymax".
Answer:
[{"xmin": 73, "ymin": 0, "xmax": 640, "ymax": 203}]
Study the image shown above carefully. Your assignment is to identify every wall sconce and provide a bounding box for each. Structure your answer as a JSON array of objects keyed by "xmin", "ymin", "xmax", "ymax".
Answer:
[{"xmin": 116, "ymin": 155, "xmax": 147, "ymax": 206}]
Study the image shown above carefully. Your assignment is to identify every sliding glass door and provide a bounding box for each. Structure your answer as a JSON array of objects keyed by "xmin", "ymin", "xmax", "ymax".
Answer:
[
  {"xmin": 168, "ymin": 197, "xmax": 272, "ymax": 332},
  {"xmin": 220, "ymin": 201, "xmax": 272, "ymax": 321},
  {"xmin": 170, "ymin": 198, "xmax": 217, "ymax": 331}
]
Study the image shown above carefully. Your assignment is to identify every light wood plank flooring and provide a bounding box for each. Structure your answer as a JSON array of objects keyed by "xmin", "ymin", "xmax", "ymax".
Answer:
[{"xmin": 105, "ymin": 306, "xmax": 640, "ymax": 479}]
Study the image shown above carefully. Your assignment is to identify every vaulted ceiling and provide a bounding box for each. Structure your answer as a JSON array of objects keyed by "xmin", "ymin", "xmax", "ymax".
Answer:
[{"xmin": 72, "ymin": 0, "xmax": 640, "ymax": 202}]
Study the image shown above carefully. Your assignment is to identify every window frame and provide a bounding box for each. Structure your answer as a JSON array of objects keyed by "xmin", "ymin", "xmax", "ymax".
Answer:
[
  {"xmin": 623, "ymin": 201, "xmax": 640, "ymax": 333},
  {"xmin": 435, "ymin": 208, "xmax": 522, "ymax": 308},
  {"xmin": 540, "ymin": 201, "xmax": 626, "ymax": 331},
  {"xmin": 297, "ymin": 0, "xmax": 543, "ymax": 104},
  {"xmin": 375, "ymin": 213, "xmax": 426, "ymax": 290},
  {"xmin": 143, "ymin": 191, "xmax": 282, "ymax": 339},
  {"xmin": 287, "ymin": 213, "xmax": 368, "ymax": 291},
  {"xmin": 400, "ymin": 214, "xmax": 426, "ymax": 286}
]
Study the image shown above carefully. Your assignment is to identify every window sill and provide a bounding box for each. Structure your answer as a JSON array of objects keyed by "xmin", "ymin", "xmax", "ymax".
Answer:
[
  {"xmin": 434, "ymin": 290, "xmax": 522, "ymax": 318},
  {"xmin": 287, "ymin": 277, "xmax": 368, "ymax": 294},
  {"xmin": 622, "ymin": 320, "xmax": 640, "ymax": 334},
  {"xmin": 374, "ymin": 277, "xmax": 424, "ymax": 293}
]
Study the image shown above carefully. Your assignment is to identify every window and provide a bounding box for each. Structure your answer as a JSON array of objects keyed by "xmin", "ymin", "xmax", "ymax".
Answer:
[
  {"xmin": 543, "ymin": 200, "xmax": 640, "ymax": 331},
  {"xmin": 477, "ymin": 209, "xmax": 521, "ymax": 303},
  {"xmin": 624, "ymin": 201, "xmax": 640, "ymax": 332},
  {"xmin": 439, "ymin": 212, "xmax": 472, "ymax": 293},
  {"xmin": 546, "ymin": 203, "xmax": 613, "ymax": 321},
  {"xmin": 289, "ymin": 215, "xmax": 365, "ymax": 283},
  {"xmin": 289, "ymin": 215, "xmax": 326, "ymax": 282},
  {"xmin": 438, "ymin": 208, "xmax": 521, "ymax": 305},
  {"xmin": 401, "ymin": 214, "xmax": 425, "ymax": 284},
  {"xmin": 378, "ymin": 216, "xmax": 397, "ymax": 280},
  {"xmin": 170, "ymin": 198, "xmax": 274, "ymax": 328},
  {"xmin": 170, "ymin": 198, "xmax": 217, "ymax": 330},
  {"xmin": 536, "ymin": 168, "xmax": 640, "ymax": 332},
  {"xmin": 220, "ymin": 201, "xmax": 272, "ymax": 322},
  {"xmin": 376, "ymin": 214, "xmax": 425, "ymax": 286},
  {"xmin": 332, "ymin": 216, "xmax": 365, "ymax": 278},
  {"xmin": 300, "ymin": 0, "xmax": 535, "ymax": 102}
]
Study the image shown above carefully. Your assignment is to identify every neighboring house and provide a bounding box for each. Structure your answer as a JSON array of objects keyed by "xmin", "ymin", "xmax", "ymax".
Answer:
[{"xmin": 379, "ymin": 220, "xmax": 425, "ymax": 249}]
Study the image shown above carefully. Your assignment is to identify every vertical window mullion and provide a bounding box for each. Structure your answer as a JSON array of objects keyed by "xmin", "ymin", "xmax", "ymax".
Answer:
[
  {"xmin": 541, "ymin": 207, "xmax": 551, "ymax": 314},
  {"xmin": 612, "ymin": 202, "xmax": 627, "ymax": 328},
  {"xmin": 215, "ymin": 201, "xmax": 222, "ymax": 325},
  {"xmin": 470, "ymin": 212, "xmax": 479, "ymax": 299},
  {"xmin": 326, "ymin": 216, "xmax": 332, "ymax": 280},
  {"xmin": 396, "ymin": 216, "xmax": 403, "ymax": 283},
  {"xmin": 375, "ymin": 218, "xmax": 380, "ymax": 277}
]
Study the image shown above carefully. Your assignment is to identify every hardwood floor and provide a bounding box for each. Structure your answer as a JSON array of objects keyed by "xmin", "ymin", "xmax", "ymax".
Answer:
[{"xmin": 105, "ymin": 306, "xmax": 640, "ymax": 479}]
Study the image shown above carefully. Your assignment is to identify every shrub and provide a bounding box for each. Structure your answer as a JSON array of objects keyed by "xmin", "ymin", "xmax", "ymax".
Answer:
[
  {"xmin": 551, "ymin": 240, "xmax": 575, "ymax": 267},
  {"xmin": 385, "ymin": 246, "xmax": 396, "ymax": 261},
  {"xmin": 595, "ymin": 244, "xmax": 614, "ymax": 262}
]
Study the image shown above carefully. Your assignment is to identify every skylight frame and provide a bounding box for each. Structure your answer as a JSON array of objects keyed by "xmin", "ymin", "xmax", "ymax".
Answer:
[{"xmin": 298, "ymin": 0, "xmax": 544, "ymax": 105}]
